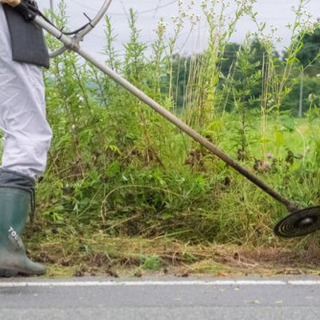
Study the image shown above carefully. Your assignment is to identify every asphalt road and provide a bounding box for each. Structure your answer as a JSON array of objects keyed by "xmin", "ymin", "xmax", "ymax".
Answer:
[{"xmin": 1, "ymin": 278, "xmax": 320, "ymax": 320}]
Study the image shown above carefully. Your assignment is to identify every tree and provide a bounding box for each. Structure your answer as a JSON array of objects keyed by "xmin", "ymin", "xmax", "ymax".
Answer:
[
  {"xmin": 220, "ymin": 42, "xmax": 240, "ymax": 76},
  {"xmin": 286, "ymin": 26, "xmax": 320, "ymax": 116},
  {"xmin": 296, "ymin": 27, "xmax": 320, "ymax": 76},
  {"xmin": 224, "ymin": 37, "xmax": 279, "ymax": 110}
]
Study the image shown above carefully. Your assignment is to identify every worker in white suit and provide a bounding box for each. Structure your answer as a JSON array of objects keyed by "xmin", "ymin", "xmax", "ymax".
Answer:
[{"xmin": 0, "ymin": 0, "xmax": 52, "ymax": 276}]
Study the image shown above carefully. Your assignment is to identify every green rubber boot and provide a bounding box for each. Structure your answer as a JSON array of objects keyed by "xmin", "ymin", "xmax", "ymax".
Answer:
[{"xmin": 0, "ymin": 170, "xmax": 46, "ymax": 277}]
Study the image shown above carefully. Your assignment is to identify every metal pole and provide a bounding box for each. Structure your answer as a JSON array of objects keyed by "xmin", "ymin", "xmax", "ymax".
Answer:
[
  {"xmin": 34, "ymin": 15, "xmax": 299, "ymax": 213},
  {"xmin": 49, "ymin": 0, "xmax": 112, "ymax": 58},
  {"xmin": 50, "ymin": 0, "xmax": 54, "ymax": 11}
]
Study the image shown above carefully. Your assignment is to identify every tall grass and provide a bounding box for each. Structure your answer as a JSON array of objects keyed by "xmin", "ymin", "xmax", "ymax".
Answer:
[{"xmin": 38, "ymin": 0, "xmax": 320, "ymax": 247}]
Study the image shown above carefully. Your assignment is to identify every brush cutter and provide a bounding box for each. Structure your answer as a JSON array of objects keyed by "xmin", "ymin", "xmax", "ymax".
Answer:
[{"xmin": 12, "ymin": 0, "xmax": 320, "ymax": 238}]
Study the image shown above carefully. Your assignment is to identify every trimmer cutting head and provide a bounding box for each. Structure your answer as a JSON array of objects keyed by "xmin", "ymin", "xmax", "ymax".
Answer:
[{"xmin": 274, "ymin": 206, "xmax": 320, "ymax": 237}]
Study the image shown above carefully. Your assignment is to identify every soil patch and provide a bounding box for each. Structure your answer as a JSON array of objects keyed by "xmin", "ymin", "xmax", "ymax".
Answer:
[{"xmin": 25, "ymin": 233, "xmax": 320, "ymax": 278}]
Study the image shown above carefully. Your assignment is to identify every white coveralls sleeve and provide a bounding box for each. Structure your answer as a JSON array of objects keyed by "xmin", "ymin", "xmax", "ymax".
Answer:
[{"xmin": 0, "ymin": 4, "xmax": 52, "ymax": 179}]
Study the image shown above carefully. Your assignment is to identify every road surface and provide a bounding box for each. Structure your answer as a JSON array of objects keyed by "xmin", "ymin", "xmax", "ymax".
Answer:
[{"xmin": 1, "ymin": 278, "xmax": 320, "ymax": 319}]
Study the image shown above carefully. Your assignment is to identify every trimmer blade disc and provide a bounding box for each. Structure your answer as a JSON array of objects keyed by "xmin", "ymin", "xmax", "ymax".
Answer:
[{"xmin": 274, "ymin": 206, "xmax": 320, "ymax": 238}]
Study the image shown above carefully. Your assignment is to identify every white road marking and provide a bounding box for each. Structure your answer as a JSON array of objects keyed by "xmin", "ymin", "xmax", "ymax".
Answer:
[
  {"xmin": 289, "ymin": 280, "xmax": 320, "ymax": 285},
  {"xmin": 0, "ymin": 280, "xmax": 319, "ymax": 288}
]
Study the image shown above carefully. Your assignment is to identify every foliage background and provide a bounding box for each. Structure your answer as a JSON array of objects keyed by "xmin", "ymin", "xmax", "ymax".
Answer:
[{"xmin": 26, "ymin": 0, "xmax": 320, "ymax": 274}]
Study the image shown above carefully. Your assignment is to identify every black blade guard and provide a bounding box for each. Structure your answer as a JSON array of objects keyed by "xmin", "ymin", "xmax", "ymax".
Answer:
[{"xmin": 274, "ymin": 206, "xmax": 320, "ymax": 238}]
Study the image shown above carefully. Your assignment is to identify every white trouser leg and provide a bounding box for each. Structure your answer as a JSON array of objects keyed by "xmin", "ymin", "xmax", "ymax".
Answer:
[{"xmin": 0, "ymin": 5, "xmax": 52, "ymax": 179}]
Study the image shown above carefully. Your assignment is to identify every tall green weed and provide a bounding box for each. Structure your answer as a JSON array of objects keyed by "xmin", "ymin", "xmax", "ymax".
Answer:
[{"xmin": 38, "ymin": 0, "xmax": 320, "ymax": 245}]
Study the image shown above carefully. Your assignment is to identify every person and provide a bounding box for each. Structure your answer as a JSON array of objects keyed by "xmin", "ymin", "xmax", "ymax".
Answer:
[{"xmin": 0, "ymin": 0, "xmax": 52, "ymax": 276}]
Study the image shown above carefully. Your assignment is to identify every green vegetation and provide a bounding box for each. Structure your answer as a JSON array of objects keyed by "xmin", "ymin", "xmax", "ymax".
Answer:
[{"xmin": 23, "ymin": 0, "xmax": 320, "ymax": 276}]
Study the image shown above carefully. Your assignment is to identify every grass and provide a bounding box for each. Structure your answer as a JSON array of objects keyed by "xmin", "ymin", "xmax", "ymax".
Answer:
[
  {"xmin": 21, "ymin": 0, "xmax": 320, "ymax": 277},
  {"xmin": 30, "ymin": 111, "xmax": 320, "ymax": 277},
  {"xmin": 25, "ymin": 227, "xmax": 320, "ymax": 278},
  {"xmin": 28, "ymin": 110, "xmax": 320, "ymax": 277}
]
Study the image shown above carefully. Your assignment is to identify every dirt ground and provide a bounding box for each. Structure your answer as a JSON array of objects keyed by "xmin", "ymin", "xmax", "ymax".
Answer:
[{"xmin": 26, "ymin": 235, "xmax": 320, "ymax": 278}]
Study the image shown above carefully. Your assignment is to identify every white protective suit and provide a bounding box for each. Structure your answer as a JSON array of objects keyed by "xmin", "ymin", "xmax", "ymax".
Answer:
[{"xmin": 0, "ymin": 4, "xmax": 52, "ymax": 179}]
